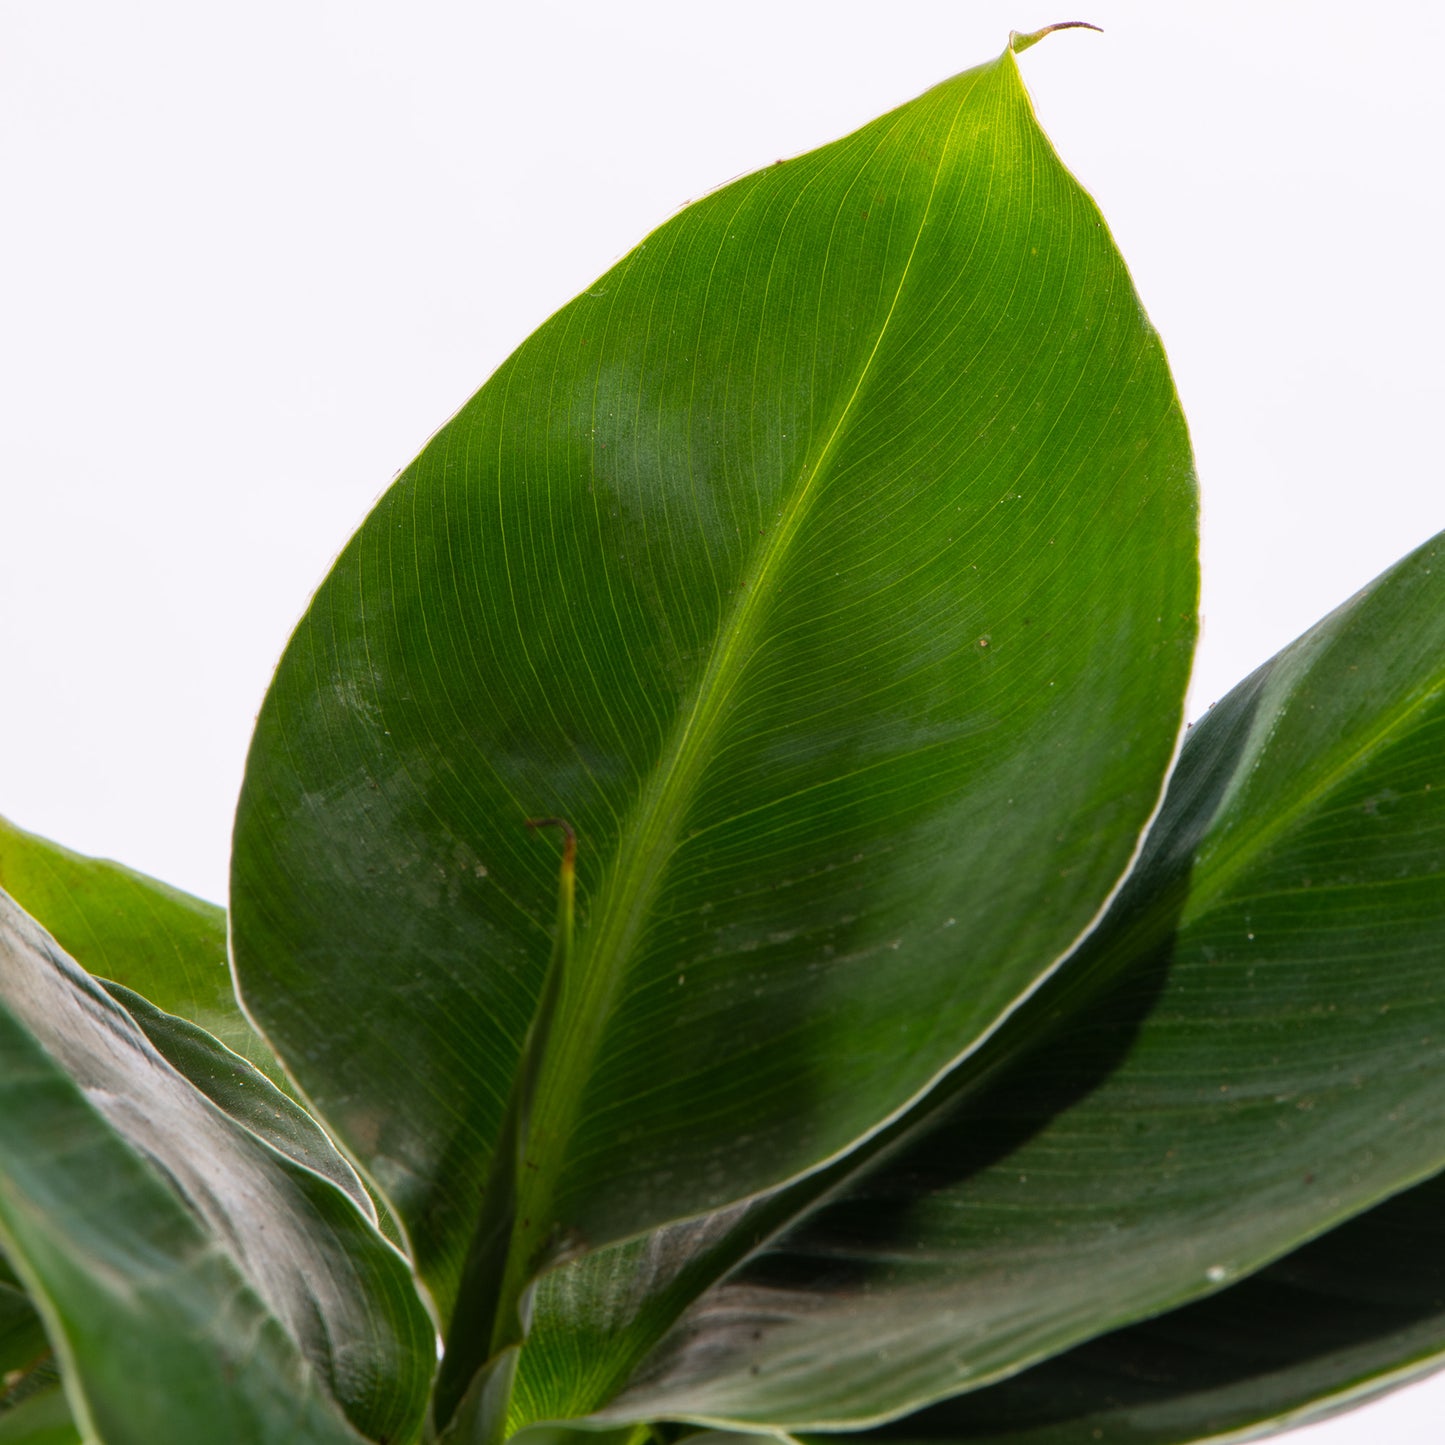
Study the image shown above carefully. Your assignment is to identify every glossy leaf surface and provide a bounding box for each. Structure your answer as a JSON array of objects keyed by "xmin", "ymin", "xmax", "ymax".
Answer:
[
  {"xmin": 100, "ymin": 980, "xmax": 376, "ymax": 1220},
  {"xmin": 0, "ymin": 892, "xmax": 433, "ymax": 1445},
  {"xmin": 517, "ymin": 529, "xmax": 1445, "ymax": 1430},
  {"xmin": 0, "ymin": 814, "xmax": 283, "ymax": 1086},
  {"xmin": 846, "ymin": 1165, "xmax": 1445, "ymax": 1445},
  {"xmin": 231, "ymin": 42, "xmax": 1197, "ymax": 1326}
]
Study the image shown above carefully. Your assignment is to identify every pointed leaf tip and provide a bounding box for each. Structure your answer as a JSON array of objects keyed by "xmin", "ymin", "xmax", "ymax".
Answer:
[{"xmin": 1010, "ymin": 21, "xmax": 1103, "ymax": 54}]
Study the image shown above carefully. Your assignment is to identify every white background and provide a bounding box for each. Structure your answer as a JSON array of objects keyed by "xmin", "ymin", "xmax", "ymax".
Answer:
[{"xmin": 2, "ymin": 3, "xmax": 1442, "ymax": 1438}]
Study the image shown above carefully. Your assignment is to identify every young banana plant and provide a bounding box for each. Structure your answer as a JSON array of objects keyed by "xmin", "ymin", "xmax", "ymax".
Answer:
[{"xmin": 2, "ymin": 25, "xmax": 1443, "ymax": 1445}]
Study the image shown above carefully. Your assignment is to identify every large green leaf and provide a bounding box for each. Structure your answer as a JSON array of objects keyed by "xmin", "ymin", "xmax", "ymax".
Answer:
[
  {"xmin": 845, "ymin": 1165, "xmax": 1445, "ymax": 1445},
  {"xmin": 230, "ymin": 36, "xmax": 1197, "ymax": 1357},
  {"xmin": 512, "ymin": 528, "xmax": 1445, "ymax": 1431},
  {"xmin": 0, "ymin": 890, "xmax": 433, "ymax": 1445},
  {"xmin": 0, "ymin": 814, "xmax": 283, "ymax": 1086}
]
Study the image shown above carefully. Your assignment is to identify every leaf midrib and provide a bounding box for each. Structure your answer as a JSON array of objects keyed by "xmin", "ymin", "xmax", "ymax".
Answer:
[{"xmin": 514, "ymin": 73, "xmax": 975, "ymax": 1255}]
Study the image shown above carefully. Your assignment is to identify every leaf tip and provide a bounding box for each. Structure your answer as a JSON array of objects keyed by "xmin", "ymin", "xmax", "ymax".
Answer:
[{"xmin": 1009, "ymin": 20, "xmax": 1103, "ymax": 54}]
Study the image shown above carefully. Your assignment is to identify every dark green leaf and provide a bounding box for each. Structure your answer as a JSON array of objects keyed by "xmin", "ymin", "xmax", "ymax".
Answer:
[
  {"xmin": 0, "ymin": 1261, "xmax": 47, "ymax": 1380},
  {"xmin": 512, "ymin": 1202, "xmax": 780, "ymax": 1434},
  {"xmin": 517, "ymin": 529, "xmax": 1445, "ymax": 1430},
  {"xmin": 509, "ymin": 1424, "xmax": 651, "ymax": 1445},
  {"xmin": 845, "ymin": 1166, "xmax": 1445, "ymax": 1445},
  {"xmin": 231, "ymin": 41, "xmax": 1197, "ymax": 1346},
  {"xmin": 0, "ymin": 815, "xmax": 284, "ymax": 1087},
  {"xmin": 0, "ymin": 1250, "xmax": 60, "ymax": 1443},
  {"xmin": 0, "ymin": 891, "xmax": 433, "ymax": 1445}
]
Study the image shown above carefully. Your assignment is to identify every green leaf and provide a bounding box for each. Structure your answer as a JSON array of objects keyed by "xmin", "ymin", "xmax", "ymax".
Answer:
[
  {"xmin": 0, "ymin": 891, "xmax": 434, "ymax": 1445},
  {"xmin": 436, "ymin": 821, "xmax": 579, "ymax": 1444},
  {"xmin": 0, "ymin": 1250, "xmax": 62, "ymax": 1444},
  {"xmin": 513, "ymin": 1200, "xmax": 782, "ymax": 1433},
  {"xmin": 230, "ymin": 39, "xmax": 1198, "ymax": 1352},
  {"xmin": 508, "ymin": 1427, "xmax": 653, "ymax": 1445},
  {"xmin": 0, "ymin": 814, "xmax": 284, "ymax": 1088},
  {"xmin": 515, "ymin": 528, "xmax": 1445, "ymax": 1431},
  {"xmin": 838, "ymin": 1165, "xmax": 1445, "ymax": 1445},
  {"xmin": 0, "ymin": 1383, "xmax": 81, "ymax": 1445},
  {"xmin": 0, "ymin": 1258, "xmax": 47, "ymax": 1379},
  {"xmin": 99, "ymin": 980, "xmax": 376, "ymax": 1220}
]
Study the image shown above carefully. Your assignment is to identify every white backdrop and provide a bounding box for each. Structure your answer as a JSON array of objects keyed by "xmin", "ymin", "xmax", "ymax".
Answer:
[{"xmin": 2, "ymin": 3, "xmax": 1442, "ymax": 1438}]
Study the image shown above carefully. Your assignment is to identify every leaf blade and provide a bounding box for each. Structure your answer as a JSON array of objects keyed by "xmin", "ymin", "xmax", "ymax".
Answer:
[
  {"xmin": 232, "ymin": 45, "xmax": 1198, "ymax": 1329},
  {"xmin": 100, "ymin": 980, "xmax": 375, "ymax": 1220},
  {"xmin": 838, "ymin": 1166, "xmax": 1445, "ymax": 1445},
  {"xmin": 0, "ymin": 814, "xmax": 283, "ymax": 1087},
  {"xmin": 0, "ymin": 1268, "xmax": 47, "ymax": 1380},
  {"xmin": 526, "ymin": 529, "xmax": 1445, "ymax": 1430},
  {"xmin": 0, "ymin": 891, "xmax": 433, "ymax": 1445}
]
